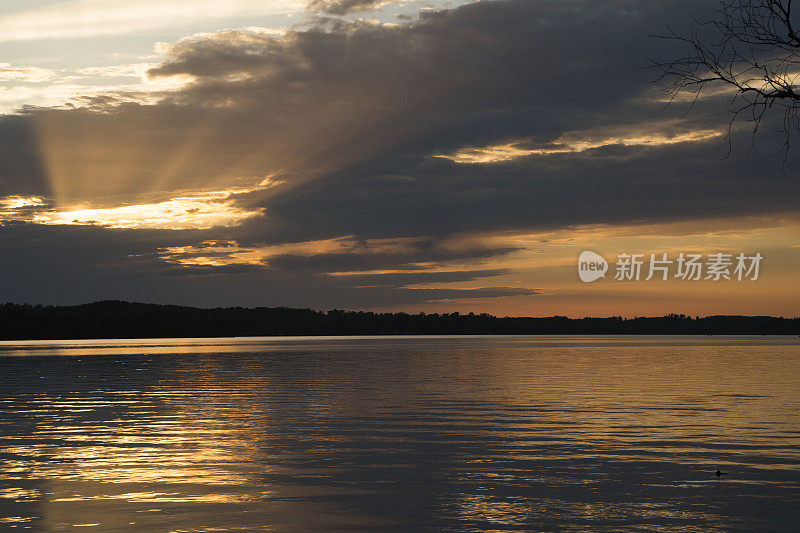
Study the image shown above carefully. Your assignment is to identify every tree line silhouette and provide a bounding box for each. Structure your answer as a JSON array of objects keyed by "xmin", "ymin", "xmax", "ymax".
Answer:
[{"xmin": 0, "ymin": 301, "xmax": 797, "ymax": 339}]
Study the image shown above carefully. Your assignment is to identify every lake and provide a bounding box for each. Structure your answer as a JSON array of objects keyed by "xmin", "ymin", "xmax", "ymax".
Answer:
[{"xmin": 0, "ymin": 336, "xmax": 798, "ymax": 531}]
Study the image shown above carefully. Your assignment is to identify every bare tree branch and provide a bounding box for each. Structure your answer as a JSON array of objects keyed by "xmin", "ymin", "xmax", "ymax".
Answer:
[{"xmin": 652, "ymin": 0, "xmax": 800, "ymax": 155}]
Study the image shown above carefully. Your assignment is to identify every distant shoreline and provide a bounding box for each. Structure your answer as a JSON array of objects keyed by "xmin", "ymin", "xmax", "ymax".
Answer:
[{"xmin": 0, "ymin": 301, "xmax": 797, "ymax": 340}]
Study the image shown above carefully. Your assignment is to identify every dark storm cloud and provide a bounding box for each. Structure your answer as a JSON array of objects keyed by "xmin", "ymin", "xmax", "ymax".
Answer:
[
  {"xmin": 144, "ymin": 0, "xmax": 794, "ymax": 239},
  {"xmin": 260, "ymin": 136, "xmax": 800, "ymax": 241},
  {"xmin": 149, "ymin": 0, "xmax": 676, "ymax": 142},
  {"xmin": 0, "ymin": 0, "xmax": 797, "ymax": 307},
  {"xmin": 1, "ymin": 0, "xmax": 764, "ymax": 212}
]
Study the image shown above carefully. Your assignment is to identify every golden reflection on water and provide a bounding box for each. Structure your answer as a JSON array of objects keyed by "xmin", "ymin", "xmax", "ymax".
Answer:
[
  {"xmin": 1, "ymin": 363, "xmax": 271, "ymax": 529},
  {"xmin": 0, "ymin": 336, "xmax": 798, "ymax": 531}
]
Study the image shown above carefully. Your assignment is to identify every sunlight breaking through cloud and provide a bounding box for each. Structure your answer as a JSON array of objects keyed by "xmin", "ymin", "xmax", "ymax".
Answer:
[
  {"xmin": 435, "ymin": 128, "xmax": 725, "ymax": 164},
  {"xmin": 32, "ymin": 193, "xmax": 262, "ymax": 230},
  {"xmin": 0, "ymin": 178, "xmax": 278, "ymax": 230},
  {"xmin": 0, "ymin": 196, "xmax": 47, "ymax": 211}
]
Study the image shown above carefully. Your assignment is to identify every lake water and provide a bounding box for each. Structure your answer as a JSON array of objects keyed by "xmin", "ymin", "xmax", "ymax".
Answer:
[{"xmin": 0, "ymin": 336, "xmax": 798, "ymax": 532}]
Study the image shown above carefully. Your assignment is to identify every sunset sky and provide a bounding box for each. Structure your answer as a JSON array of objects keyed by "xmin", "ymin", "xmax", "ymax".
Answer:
[{"xmin": 0, "ymin": 0, "xmax": 798, "ymax": 317}]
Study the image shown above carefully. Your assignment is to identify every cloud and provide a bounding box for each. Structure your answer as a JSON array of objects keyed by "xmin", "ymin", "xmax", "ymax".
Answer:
[
  {"xmin": 0, "ymin": 61, "xmax": 192, "ymax": 114},
  {"xmin": 156, "ymin": 234, "xmax": 521, "ymax": 274},
  {"xmin": 12, "ymin": 2, "xmax": 716, "ymax": 207},
  {"xmin": 3, "ymin": 1, "xmax": 794, "ymax": 228},
  {"xmin": 0, "ymin": 64, "xmax": 57, "ymax": 83},
  {"xmin": 393, "ymin": 286, "xmax": 541, "ymax": 302},
  {"xmin": 434, "ymin": 126, "xmax": 725, "ymax": 164},
  {"xmin": 0, "ymin": 178, "xmax": 279, "ymax": 230},
  {"xmin": 307, "ymin": 0, "xmax": 389, "ymax": 15},
  {"xmin": 158, "ymin": 236, "xmax": 425, "ymax": 266},
  {"xmin": 0, "ymin": 0, "xmax": 302, "ymax": 42}
]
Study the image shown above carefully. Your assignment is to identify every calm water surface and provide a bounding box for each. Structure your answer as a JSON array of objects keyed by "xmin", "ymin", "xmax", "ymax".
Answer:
[{"xmin": 0, "ymin": 336, "xmax": 798, "ymax": 532}]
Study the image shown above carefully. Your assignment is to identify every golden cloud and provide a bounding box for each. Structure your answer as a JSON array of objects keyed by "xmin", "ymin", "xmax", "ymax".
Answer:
[
  {"xmin": 435, "ymin": 124, "xmax": 724, "ymax": 164},
  {"xmin": 0, "ymin": 177, "xmax": 279, "ymax": 230}
]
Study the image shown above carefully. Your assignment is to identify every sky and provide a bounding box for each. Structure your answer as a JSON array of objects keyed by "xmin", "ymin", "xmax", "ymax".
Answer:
[{"xmin": 0, "ymin": 0, "xmax": 798, "ymax": 317}]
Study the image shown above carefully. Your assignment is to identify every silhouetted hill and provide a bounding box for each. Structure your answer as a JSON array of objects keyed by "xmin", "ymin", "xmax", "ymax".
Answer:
[{"xmin": 0, "ymin": 302, "xmax": 796, "ymax": 340}]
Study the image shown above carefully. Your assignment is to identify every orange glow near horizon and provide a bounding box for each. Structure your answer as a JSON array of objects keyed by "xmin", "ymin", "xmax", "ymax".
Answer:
[{"xmin": 148, "ymin": 214, "xmax": 800, "ymax": 317}]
